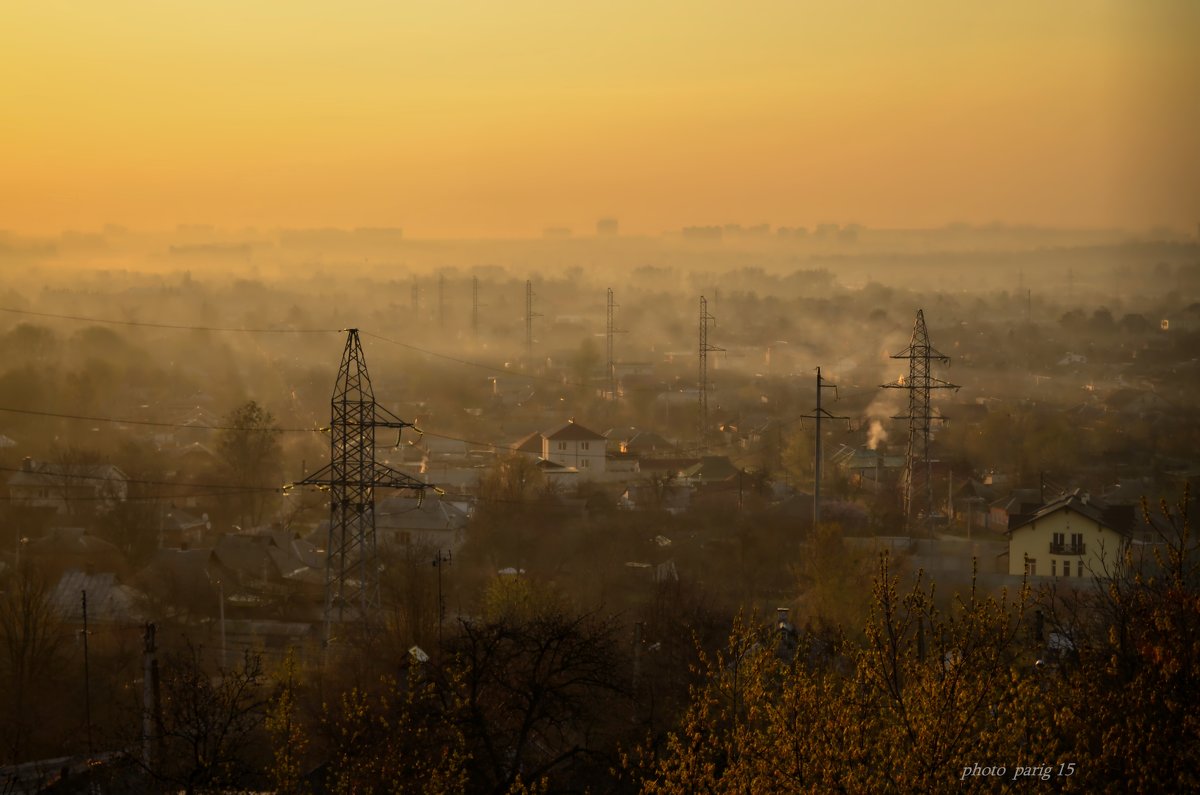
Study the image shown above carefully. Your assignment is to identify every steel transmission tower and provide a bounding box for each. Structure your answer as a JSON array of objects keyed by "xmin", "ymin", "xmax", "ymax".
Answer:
[
  {"xmin": 698, "ymin": 296, "xmax": 724, "ymax": 451},
  {"xmin": 881, "ymin": 309, "xmax": 959, "ymax": 531},
  {"xmin": 524, "ymin": 280, "xmax": 542, "ymax": 367},
  {"xmin": 606, "ymin": 288, "xmax": 626, "ymax": 401},
  {"xmin": 299, "ymin": 329, "xmax": 430, "ymax": 640}
]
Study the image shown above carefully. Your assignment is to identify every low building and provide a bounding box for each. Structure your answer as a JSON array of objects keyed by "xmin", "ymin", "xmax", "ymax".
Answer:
[
  {"xmin": 376, "ymin": 493, "xmax": 471, "ymax": 554},
  {"xmin": 7, "ymin": 458, "xmax": 128, "ymax": 515}
]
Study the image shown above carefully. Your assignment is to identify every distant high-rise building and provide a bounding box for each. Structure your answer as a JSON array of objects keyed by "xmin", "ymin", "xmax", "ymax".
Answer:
[
  {"xmin": 543, "ymin": 227, "xmax": 572, "ymax": 239},
  {"xmin": 596, "ymin": 218, "xmax": 619, "ymax": 237}
]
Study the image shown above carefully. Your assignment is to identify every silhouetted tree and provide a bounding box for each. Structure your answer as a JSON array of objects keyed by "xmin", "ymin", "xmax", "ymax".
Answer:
[{"xmin": 216, "ymin": 401, "xmax": 282, "ymax": 530}]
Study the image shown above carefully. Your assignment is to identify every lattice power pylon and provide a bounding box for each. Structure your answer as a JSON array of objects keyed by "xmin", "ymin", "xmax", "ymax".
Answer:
[
  {"xmin": 299, "ymin": 329, "xmax": 430, "ymax": 640},
  {"xmin": 881, "ymin": 309, "xmax": 959, "ymax": 531},
  {"xmin": 524, "ymin": 279, "xmax": 542, "ymax": 368},
  {"xmin": 606, "ymin": 287, "xmax": 626, "ymax": 401},
  {"xmin": 698, "ymin": 295, "xmax": 724, "ymax": 451}
]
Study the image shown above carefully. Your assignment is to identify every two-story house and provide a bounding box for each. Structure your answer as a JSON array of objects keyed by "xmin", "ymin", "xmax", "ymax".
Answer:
[
  {"xmin": 1006, "ymin": 489, "xmax": 1134, "ymax": 579},
  {"xmin": 7, "ymin": 457, "xmax": 128, "ymax": 515},
  {"xmin": 541, "ymin": 419, "xmax": 607, "ymax": 475}
]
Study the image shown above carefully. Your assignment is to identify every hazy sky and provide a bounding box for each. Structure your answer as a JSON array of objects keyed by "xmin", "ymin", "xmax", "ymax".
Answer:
[{"xmin": 3, "ymin": 1, "xmax": 1197, "ymax": 237}]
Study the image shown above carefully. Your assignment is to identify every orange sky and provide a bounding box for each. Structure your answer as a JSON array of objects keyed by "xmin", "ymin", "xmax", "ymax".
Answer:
[{"xmin": 2, "ymin": 1, "xmax": 1197, "ymax": 237}]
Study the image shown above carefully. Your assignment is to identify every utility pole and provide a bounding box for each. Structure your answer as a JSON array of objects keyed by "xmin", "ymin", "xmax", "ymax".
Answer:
[
  {"xmin": 438, "ymin": 272, "xmax": 446, "ymax": 330},
  {"xmin": 297, "ymin": 330, "xmax": 431, "ymax": 643},
  {"xmin": 881, "ymin": 309, "xmax": 960, "ymax": 533},
  {"xmin": 217, "ymin": 578, "xmax": 227, "ymax": 667},
  {"xmin": 698, "ymin": 296, "xmax": 724, "ymax": 452},
  {"xmin": 142, "ymin": 622, "xmax": 161, "ymax": 772},
  {"xmin": 432, "ymin": 550, "xmax": 451, "ymax": 647},
  {"xmin": 472, "ymin": 276, "xmax": 480, "ymax": 340},
  {"xmin": 800, "ymin": 367, "xmax": 850, "ymax": 528},
  {"xmin": 82, "ymin": 590, "xmax": 93, "ymax": 756}
]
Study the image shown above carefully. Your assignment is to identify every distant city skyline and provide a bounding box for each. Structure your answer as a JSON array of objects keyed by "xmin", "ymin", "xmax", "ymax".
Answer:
[{"xmin": 2, "ymin": 1, "xmax": 1197, "ymax": 238}]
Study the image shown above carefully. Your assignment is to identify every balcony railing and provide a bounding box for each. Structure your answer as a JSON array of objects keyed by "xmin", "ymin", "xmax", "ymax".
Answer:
[{"xmin": 1050, "ymin": 542, "xmax": 1086, "ymax": 555}]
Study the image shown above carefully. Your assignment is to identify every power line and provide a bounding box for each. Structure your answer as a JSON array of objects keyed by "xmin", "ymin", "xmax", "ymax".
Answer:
[
  {"xmin": 0, "ymin": 463, "xmax": 285, "ymax": 493},
  {"xmin": 0, "ymin": 302, "xmax": 676, "ymax": 394},
  {"xmin": 0, "ymin": 405, "xmax": 326, "ymax": 433},
  {"xmin": 0, "ymin": 306, "xmax": 338, "ymax": 334}
]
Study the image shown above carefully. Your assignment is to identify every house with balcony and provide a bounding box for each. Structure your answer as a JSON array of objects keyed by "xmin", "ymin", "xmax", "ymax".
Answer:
[{"xmin": 1005, "ymin": 489, "xmax": 1137, "ymax": 579}]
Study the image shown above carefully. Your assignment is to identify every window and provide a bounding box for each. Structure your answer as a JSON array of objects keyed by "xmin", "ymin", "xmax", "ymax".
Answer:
[
  {"xmin": 1052, "ymin": 532, "xmax": 1064, "ymax": 547},
  {"xmin": 1063, "ymin": 560, "xmax": 1070, "ymax": 577},
  {"xmin": 581, "ymin": 442, "xmax": 589, "ymax": 450},
  {"xmin": 1070, "ymin": 532, "xmax": 1083, "ymax": 552},
  {"xmin": 1025, "ymin": 557, "xmax": 1037, "ymax": 577},
  {"xmin": 557, "ymin": 442, "xmax": 567, "ymax": 451},
  {"xmin": 1051, "ymin": 559, "xmax": 1057, "ymax": 577},
  {"xmin": 1078, "ymin": 562, "xmax": 1084, "ymax": 577},
  {"xmin": 581, "ymin": 459, "xmax": 589, "ymax": 468}
]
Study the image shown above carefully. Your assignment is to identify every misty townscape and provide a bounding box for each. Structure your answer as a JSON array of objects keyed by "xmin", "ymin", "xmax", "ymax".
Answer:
[{"xmin": 3, "ymin": 3, "xmax": 1200, "ymax": 794}]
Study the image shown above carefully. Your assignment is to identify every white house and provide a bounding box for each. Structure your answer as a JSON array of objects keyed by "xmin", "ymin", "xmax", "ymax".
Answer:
[{"xmin": 541, "ymin": 419, "xmax": 607, "ymax": 474}]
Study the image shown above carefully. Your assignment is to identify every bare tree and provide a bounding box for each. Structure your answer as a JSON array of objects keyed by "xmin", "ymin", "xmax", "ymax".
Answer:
[
  {"xmin": 216, "ymin": 401, "xmax": 282, "ymax": 530},
  {"xmin": 447, "ymin": 610, "xmax": 631, "ymax": 793},
  {"xmin": 154, "ymin": 645, "xmax": 268, "ymax": 794},
  {"xmin": 0, "ymin": 563, "xmax": 67, "ymax": 762}
]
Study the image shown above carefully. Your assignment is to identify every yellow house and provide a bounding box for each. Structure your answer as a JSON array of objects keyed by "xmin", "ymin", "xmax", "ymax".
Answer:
[{"xmin": 1006, "ymin": 490, "xmax": 1133, "ymax": 579}]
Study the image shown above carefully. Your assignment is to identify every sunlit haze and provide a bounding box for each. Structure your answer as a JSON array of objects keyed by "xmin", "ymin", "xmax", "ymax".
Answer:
[{"xmin": 3, "ymin": 1, "xmax": 1198, "ymax": 237}]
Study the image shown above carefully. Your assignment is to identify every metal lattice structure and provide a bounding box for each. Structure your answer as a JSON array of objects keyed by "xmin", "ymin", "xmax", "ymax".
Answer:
[
  {"xmin": 524, "ymin": 280, "xmax": 542, "ymax": 367},
  {"xmin": 881, "ymin": 309, "xmax": 959, "ymax": 530},
  {"xmin": 606, "ymin": 287, "xmax": 625, "ymax": 401},
  {"xmin": 299, "ymin": 329, "xmax": 429, "ymax": 639},
  {"xmin": 698, "ymin": 296, "xmax": 724, "ymax": 451}
]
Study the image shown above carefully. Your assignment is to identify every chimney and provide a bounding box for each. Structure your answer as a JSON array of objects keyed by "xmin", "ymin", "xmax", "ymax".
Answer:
[{"xmin": 20, "ymin": 456, "xmax": 34, "ymax": 472}]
